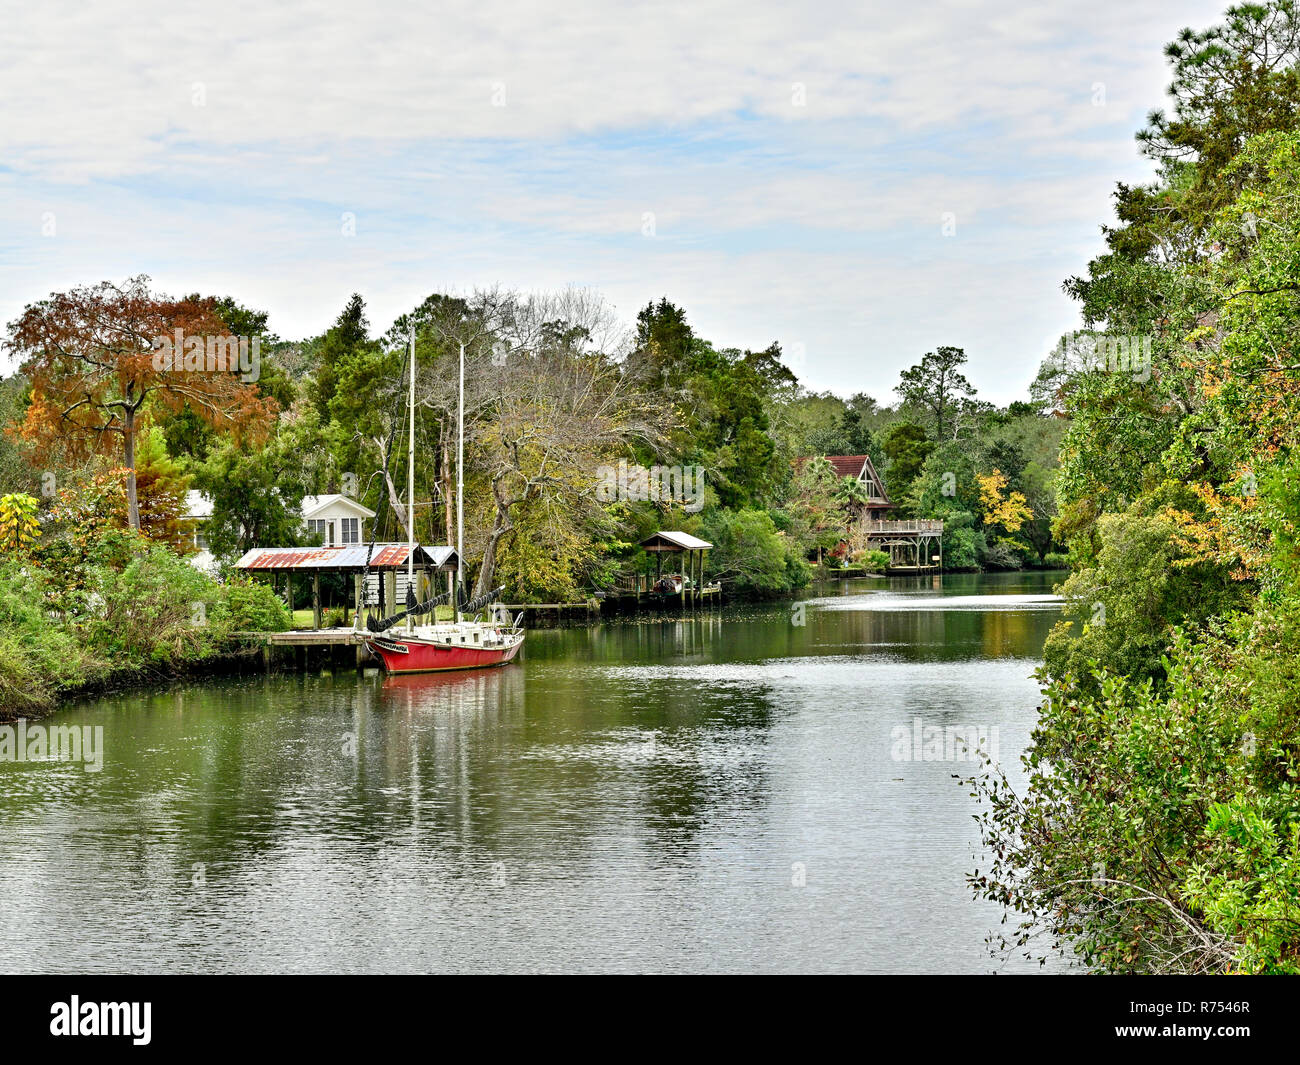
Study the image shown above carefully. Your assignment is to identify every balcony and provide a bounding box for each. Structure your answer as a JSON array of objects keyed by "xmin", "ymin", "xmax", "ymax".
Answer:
[{"xmin": 861, "ymin": 519, "xmax": 943, "ymax": 534}]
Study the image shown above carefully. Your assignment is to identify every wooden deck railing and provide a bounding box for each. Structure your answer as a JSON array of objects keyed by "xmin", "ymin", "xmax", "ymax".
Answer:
[{"xmin": 861, "ymin": 519, "xmax": 944, "ymax": 534}]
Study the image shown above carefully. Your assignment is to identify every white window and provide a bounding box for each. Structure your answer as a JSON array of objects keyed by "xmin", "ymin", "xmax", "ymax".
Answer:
[
  {"xmin": 308, "ymin": 519, "xmax": 334, "ymax": 544},
  {"xmin": 341, "ymin": 517, "xmax": 360, "ymax": 544}
]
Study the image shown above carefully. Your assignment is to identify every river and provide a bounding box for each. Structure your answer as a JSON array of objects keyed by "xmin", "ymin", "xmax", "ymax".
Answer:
[{"xmin": 0, "ymin": 570, "xmax": 1063, "ymax": 973}]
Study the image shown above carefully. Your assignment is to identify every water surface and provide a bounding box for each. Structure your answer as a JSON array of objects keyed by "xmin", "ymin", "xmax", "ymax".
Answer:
[{"xmin": 0, "ymin": 570, "xmax": 1062, "ymax": 973}]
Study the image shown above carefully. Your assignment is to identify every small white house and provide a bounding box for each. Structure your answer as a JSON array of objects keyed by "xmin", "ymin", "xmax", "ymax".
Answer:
[
  {"xmin": 300, "ymin": 494, "xmax": 376, "ymax": 546},
  {"xmin": 183, "ymin": 491, "xmax": 377, "ymax": 569}
]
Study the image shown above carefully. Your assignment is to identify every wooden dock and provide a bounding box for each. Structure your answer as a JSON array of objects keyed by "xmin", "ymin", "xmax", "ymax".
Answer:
[
  {"xmin": 600, "ymin": 573, "xmax": 723, "ymax": 609},
  {"xmin": 232, "ymin": 628, "xmax": 367, "ymax": 646},
  {"xmin": 230, "ymin": 628, "xmax": 374, "ymax": 670},
  {"xmin": 498, "ymin": 600, "xmax": 601, "ymax": 620}
]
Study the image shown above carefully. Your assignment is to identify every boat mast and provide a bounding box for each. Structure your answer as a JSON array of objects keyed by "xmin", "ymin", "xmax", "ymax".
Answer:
[
  {"xmin": 456, "ymin": 340, "xmax": 464, "ymax": 624},
  {"xmin": 407, "ymin": 326, "xmax": 416, "ymax": 632}
]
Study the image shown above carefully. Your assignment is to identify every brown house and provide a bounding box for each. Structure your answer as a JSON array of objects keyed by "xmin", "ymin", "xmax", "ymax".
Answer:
[{"xmin": 797, "ymin": 454, "xmax": 895, "ymax": 521}]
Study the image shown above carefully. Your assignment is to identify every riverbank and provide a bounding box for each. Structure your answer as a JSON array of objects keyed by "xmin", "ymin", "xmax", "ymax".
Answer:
[
  {"xmin": 4, "ymin": 563, "xmax": 1073, "ymax": 720},
  {"xmin": 0, "ymin": 547, "xmax": 290, "ymax": 721},
  {"xmin": 0, "ymin": 642, "xmax": 269, "ymax": 724}
]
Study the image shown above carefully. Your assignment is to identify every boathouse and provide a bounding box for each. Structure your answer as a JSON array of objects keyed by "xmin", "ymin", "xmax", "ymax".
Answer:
[
  {"xmin": 234, "ymin": 543, "xmax": 460, "ymax": 629},
  {"xmin": 638, "ymin": 530, "xmax": 714, "ymax": 603}
]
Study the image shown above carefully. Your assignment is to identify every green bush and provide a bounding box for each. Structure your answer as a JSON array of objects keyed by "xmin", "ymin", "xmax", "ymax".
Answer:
[
  {"xmin": 982, "ymin": 540, "xmax": 1023, "ymax": 571},
  {"xmin": 216, "ymin": 578, "xmax": 290, "ymax": 632},
  {"xmin": 854, "ymin": 549, "xmax": 890, "ymax": 573},
  {"xmin": 937, "ymin": 511, "xmax": 982, "ymax": 570},
  {"xmin": 85, "ymin": 545, "xmax": 223, "ymax": 665},
  {"xmin": 700, "ymin": 508, "xmax": 809, "ymax": 597},
  {"xmin": 0, "ymin": 562, "xmax": 94, "ymax": 713},
  {"xmin": 1043, "ymin": 509, "xmax": 1248, "ymax": 688},
  {"xmin": 973, "ymin": 605, "xmax": 1300, "ymax": 974}
]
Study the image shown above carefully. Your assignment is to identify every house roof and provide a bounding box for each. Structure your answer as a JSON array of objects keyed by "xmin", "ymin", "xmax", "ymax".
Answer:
[
  {"xmin": 235, "ymin": 543, "xmax": 458, "ymax": 571},
  {"xmin": 183, "ymin": 491, "xmax": 377, "ymax": 521},
  {"xmin": 639, "ymin": 530, "xmax": 713, "ymax": 552},
  {"xmin": 302, "ymin": 494, "xmax": 377, "ymax": 519},
  {"xmin": 795, "ymin": 454, "xmax": 894, "ymax": 508},
  {"xmin": 829, "ymin": 455, "xmax": 869, "ymax": 480}
]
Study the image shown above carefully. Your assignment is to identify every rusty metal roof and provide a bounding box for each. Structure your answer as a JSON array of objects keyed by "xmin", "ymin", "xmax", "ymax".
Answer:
[{"xmin": 235, "ymin": 543, "xmax": 459, "ymax": 571}]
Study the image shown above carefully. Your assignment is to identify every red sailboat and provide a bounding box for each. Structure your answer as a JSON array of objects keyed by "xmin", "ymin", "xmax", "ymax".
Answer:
[
  {"xmin": 363, "ymin": 328, "xmax": 525, "ymax": 674},
  {"xmin": 367, "ymin": 621, "xmax": 524, "ymax": 673}
]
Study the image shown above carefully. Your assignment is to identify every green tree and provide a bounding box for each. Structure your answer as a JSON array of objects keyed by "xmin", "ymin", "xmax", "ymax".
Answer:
[
  {"xmin": 313, "ymin": 294, "xmax": 373, "ymax": 422},
  {"xmin": 895, "ymin": 346, "xmax": 976, "ymax": 441},
  {"xmin": 192, "ymin": 404, "xmax": 327, "ymax": 561},
  {"xmin": 880, "ymin": 421, "xmax": 933, "ymax": 510}
]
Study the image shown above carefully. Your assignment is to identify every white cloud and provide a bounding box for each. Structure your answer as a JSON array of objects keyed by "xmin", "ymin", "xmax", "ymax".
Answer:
[{"xmin": 0, "ymin": 0, "xmax": 1232, "ymax": 404}]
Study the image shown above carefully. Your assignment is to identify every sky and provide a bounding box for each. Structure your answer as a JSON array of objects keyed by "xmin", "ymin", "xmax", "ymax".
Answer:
[{"xmin": 1, "ymin": 0, "xmax": 1230, "ymax": 405}]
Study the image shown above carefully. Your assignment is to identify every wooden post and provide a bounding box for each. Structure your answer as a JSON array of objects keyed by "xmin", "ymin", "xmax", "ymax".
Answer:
[
  {"xmin": 384, "ymin": 570, "xmax": 397, "ymax": 620},
  {"xmin": 312, "ymin": 573, "xmax": 322, "ymax": 630}
]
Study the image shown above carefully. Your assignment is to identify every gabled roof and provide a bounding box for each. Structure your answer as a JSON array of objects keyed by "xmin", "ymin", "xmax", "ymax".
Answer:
[
  {"xmin": 795, "ymin": 454, "xmax": 893, "ymax": 507},
  {"xmin": 235, "ymin": 543, "xmax": 458, "ymax": 571},
  {"xmin": 640, "ymin": 530, "xmax": 713, "ymax": 552},
  {"xmin": 826, "ymin": 455, "xmax": 870, "ymax": 480},
  {"xmin": 302, "ymin": 494, "xmax": 377, "ymax": 519}
]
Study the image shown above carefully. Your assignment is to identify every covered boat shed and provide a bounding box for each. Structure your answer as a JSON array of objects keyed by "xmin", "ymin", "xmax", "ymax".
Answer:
[
  {"xmin": 639, "ymin": 530, "xmax": 713, "ymax": 603},
  {"xmin": 234, "ymin": 543, "xmax": 460, "ymax": 629}
]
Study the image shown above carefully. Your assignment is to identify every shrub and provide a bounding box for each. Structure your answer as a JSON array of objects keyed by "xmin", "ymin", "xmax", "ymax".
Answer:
[
  {"xmin": 938, "ymin": 511, "xmax": 982, "ymax": 570},
  {"xmin": 1043, "ymin": 509, "xmax": 1247, "ymax": 688},
  {"xmin": 700, "ymin": 508, "xmax": 808, "ymax": 596},
  {"xmin": 982, "ymin": 540, "xmax": 1023, "ymax": 570},
  {"xmin": 854, "ymin": 549, "xmax": 890, "ymax": 573},
  {"xmin": 0, "ymin": 562, "xmax": 93, "ymax": 713},
  {"xmin": 972, "ymin": 606, "xmax": 1300, "ymax": 974},
  {"xmin": 85, "ymin": 545, "xmax": 223, "ymax": 665},
  {"xmin": 216, "ymin": 578, "xmax": 290, "ymax": 632}
]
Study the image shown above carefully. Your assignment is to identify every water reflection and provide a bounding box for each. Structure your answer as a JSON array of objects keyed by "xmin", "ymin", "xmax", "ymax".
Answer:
[{"xmin": 0, "ymin": 571, "xmax": 1063, "ymax": 973}]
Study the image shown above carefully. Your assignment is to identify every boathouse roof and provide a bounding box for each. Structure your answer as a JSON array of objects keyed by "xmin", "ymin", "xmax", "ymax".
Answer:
[
  {"xmin": 235, "ymin": 543, "xmax": 459, "ymax": 571},
  {"xmin": 639, "ymin": 531, "xmax": 713, "ymax": 552}
]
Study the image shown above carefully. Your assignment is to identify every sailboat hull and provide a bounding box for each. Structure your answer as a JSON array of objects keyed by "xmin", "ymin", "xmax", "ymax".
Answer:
[{"xmin": 366, "ymin": 631, "xmax": 523, "ymax": 674}]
